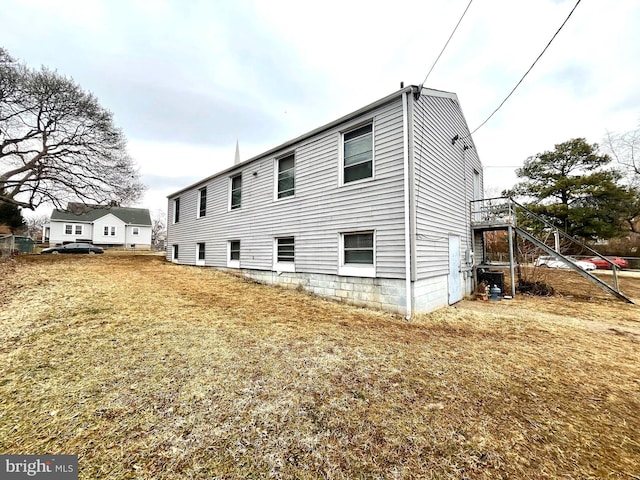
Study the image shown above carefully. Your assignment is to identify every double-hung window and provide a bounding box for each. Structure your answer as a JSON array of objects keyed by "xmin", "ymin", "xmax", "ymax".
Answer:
[
  {"xmin": 173, "ymin": 198, "xmax": 180, "ymax": 223},
  {"xmin": 230, "ymin": 175, "xmax": 242, "ymax": 210},
  {"xmin": 75, "ymin": 225, "xmax": 83, "ymax": 235},
  {"xmin": 274, "ymin": 237, "xmax": 295, "ymax": 272},
  {"xmin": 65, "ymin": 224, "xmax": 73, "ymax": 235},
  {"xmin": 132, "ymin": 227, "xmax": 140, "ymax": 236},
  {"xmin": 276, "ymin": 154, "xmax": 295, "ymax": 199},
  {"xmin": 228, "ymin": 240, "xmax": 240, "ymax": 268},
  {"xmin": 198, "ymin": 187, "xmax": 207, "ymax": 218},
  {"xmin": 342, "ymin": 123, "xmax": 373, "ymax": 184},
  {"xmin": 339, "ymin": 231, "xmax": 375, "ymax": 277},
  {"xmin": 104, "ymin": 226, "xmax": 116, "ymax": 236},
  {"xmin": 172, "ymin": 244, "xmax": 179, "ymax": 263}
]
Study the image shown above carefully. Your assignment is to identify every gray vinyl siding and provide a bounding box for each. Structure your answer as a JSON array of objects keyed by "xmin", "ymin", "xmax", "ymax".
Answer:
[
  {"xmin": 412, "ymin": 93, "xmax": 483, "ymax": 280},
  {"xmin": 167, "ymin": 98, "xmax": 407, "ymax": 278}
]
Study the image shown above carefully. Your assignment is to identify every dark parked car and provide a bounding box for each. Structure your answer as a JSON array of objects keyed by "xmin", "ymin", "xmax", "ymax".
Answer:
[
  {"xmin": 587, "ymin": 256, "xmax": 628, "ymax": 269},
  {"xmin": 41, "ymin": 243, "xmax": 104, "ymax": 255}
]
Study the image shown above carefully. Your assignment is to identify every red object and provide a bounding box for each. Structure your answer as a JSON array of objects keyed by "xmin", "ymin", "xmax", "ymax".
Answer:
[{"xmin": 587, "ymin": 256, "xmax": 628, "ymax": 269}]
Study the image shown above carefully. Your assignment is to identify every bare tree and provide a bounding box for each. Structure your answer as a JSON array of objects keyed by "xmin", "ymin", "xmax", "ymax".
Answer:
[
  {"xmin": 23, "ymin": 213, "xmax": 50, "ymax": 240},
  {"xmin": 151, "ymin": 210, "xmax": 166, "ymax": 250},
  {"xmin": 605, "ymin": 124, "xmax": 640, "ymax": 183},
  {"xmin": 0, "ymin": 47, "xmax": 144, "ymax": 210}
]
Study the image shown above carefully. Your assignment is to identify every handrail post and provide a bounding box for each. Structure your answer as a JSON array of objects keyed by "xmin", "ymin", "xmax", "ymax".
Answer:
[{"xmin": 613, "ymin": 266, "xmax": 619, "ymax": 292}]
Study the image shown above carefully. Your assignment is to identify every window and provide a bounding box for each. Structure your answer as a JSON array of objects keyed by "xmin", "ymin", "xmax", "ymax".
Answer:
[
  {"xmin": 276, "ymin": 154, "xmax": 295, "ymax": 199},
  {"xmin": 132, "ymin": 227, "xmax": 140, "ymax": 236},
  {"xmin": 342, "ymin": 123, "xmax": 373, "ymax": 184},
  {"xmin": 172, "ymin": 244, "xmax": 179, "ymax": 263},
  {"xmin": 198, "ymin": 187, "xmax": 207, "ymax": 218},
  {"xmin": 110, "ymin": 226, "xmax": 116, "ymax": 236},
  {"xmin": 228, "ymin": 240, "xmax": 240, "ymax": 268},
  {"xmin": 103, "ymin": 226, "xmax": 109, "ymax": 236},
  {"xmin": 65, "ymin": 224, "xmax": 73, "ymax": 235},
  {"xmin": 274, "ymin": 237, "xmax": 295, "ymax": 272},
  {"xmin": 74, "ymin": 225, "xmax": 83, "ymax": 235},
  {"xmin": 230, "ymin": 175, "xmax": 242, "ymax": 210},
  {"xmin": 173, "ymin": 198, "xmax": 180, "ymax": 223},
  {"xmin": 196, "ymin": 242, "xmax": 205, "ymax": 266},
  {"xmin": 339, "ymin": 231, "xmax": 375, "ymax": 277}
]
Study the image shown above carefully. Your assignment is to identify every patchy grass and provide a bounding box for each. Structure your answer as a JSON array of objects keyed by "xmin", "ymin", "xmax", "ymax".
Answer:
[{"xmin": 1, "ymin": 255, "xmax": 639, "ymax": 479}]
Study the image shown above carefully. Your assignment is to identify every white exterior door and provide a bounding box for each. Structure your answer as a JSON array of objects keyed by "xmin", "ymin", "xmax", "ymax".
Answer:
[{"xmin": 448, "ymin": 235, "xmax": 462, "ymax": 304}]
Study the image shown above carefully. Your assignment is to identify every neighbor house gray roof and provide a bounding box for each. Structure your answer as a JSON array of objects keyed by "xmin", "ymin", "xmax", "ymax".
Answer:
[{"xmin": 51, "ymin": 203, "xmax": 152, "ymax": 226}]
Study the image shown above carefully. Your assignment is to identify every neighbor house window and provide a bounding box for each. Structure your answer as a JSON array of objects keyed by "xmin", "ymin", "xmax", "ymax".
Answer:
[
  {"xmin": 339, "ymin": 231, "xmax": 375, "ymax": 277},
  {"xmin": 74, "ymin": 225, "xmax": 83, "ymax": 235},
  {"xmin": 276, "ymin": 154, "xmax": 295, "ymax": 199},
  {"xmin": 65, "ymin": 224, "xmax": 73, "ymax": 235},
  {"xmin": 228, "ymin": 240, "xmax": 240, "ymax": 268},
  {"xmin": 172, "ymin": 244, "xmax": 179, "ymax": 262},
  {"xmin": 132, "ymin": 227, "xmax": 140, "ymax": 236},
  {"xmin": 103, "ymin": 226, "xmax": 109, "ymax": 236},
  {"xmin": 230, "ymin": 175, "xmax": 242, "ymax": 210},
  {"xmin": 173, "ymin": 198, "xmax": 180, "ymax": 223},
  {"xmin": 342, "ymin": 123, "xmax": 373, "ymax": 184},
  {"xmin": 110, "ymin": 226, "xmax": 116, "ymax": 236},
  {"xmin": 196, "ymin": 242, "xmax": 205, "ymax": 266},
  {"xmin": 274, "ymin": 237, "xmax": 295, "ymax": 272},
  {"xmin": 198, "ymin": 187, "xmax": 207, "ymax": 218}
]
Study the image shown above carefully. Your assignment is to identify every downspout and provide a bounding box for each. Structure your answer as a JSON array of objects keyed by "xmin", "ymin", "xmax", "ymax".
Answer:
[{"xmin": 402, "ymin": 92, "xmax": 412, "ymax": 320}]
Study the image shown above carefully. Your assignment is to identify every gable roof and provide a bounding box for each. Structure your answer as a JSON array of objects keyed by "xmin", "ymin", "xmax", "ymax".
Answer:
[
  {"xmin": 168, "ymin": 85, "xmax": 459, "ymax": 198},
  {"xmin": 51, "ymin": 203, "xmax": 152, "ymax": 225}
]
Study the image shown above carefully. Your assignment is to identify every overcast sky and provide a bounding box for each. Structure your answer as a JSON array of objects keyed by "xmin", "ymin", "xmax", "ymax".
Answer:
[{"xmin": 3, "ymin": 0, "xmax": 639, "ymax": 215}]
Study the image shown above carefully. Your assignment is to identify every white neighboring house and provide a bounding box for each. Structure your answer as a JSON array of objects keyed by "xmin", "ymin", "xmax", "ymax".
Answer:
[
  {"xmin": 45, "ymin": 203, "xmax": 152, "ymax": 249},
  {"xmin": 166, "ymin": 85, "xmax": 483, "ymax": 317}
]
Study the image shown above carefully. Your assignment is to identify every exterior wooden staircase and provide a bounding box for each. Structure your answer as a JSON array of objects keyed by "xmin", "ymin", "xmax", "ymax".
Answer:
[{"xmin": 470, "ymin": 197, "xmax": 634, "ymax": 304}]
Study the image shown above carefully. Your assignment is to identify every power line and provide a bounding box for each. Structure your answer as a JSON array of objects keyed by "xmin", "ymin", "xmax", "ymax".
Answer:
[
  {"xmin": 419, "ymin": 0, "xmax": 474, "ymax": 90},
  {"xmin": 468, "ymin": 0, "xmax": 582, "ymax": 136}
]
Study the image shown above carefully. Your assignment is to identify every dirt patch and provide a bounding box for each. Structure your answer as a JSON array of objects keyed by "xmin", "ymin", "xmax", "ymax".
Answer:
[{"xmin": 1, "ymin": 255, "xmax": 639, "ymax": 479}]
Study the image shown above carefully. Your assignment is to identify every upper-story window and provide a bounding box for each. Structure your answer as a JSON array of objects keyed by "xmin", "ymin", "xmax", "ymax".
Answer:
[
  {"xmin": 197, "ymin": 187, "xmax": 207, "ymax": 218},
  {"xmin": 230, "ymin": 174, "xmax": 242, "ymax": 210},
  {"xmin": 173, "ymin": 197, "xmax": 180, "ymax": 223},
  {"xmin": 342, "ymin": 123, "xmax": 373, "ymax": 184},
  {"xmin": 276, "ymin": 154, "xmax": 295, "ymax": 199}
]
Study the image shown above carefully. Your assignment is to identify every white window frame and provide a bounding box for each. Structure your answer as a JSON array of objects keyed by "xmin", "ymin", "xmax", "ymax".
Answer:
[
  {"xmin": 64, "ymin": 224, "xmax": 73, "ymax": 235},
  {"xmin": 132, "ymin": 227, "xmax": 140, "ymax": 236},
  {"xmin": 274, "ymin": 153, "xmax": 295, "ymax": 200},
  {"xmin": 229, "ymin": 174, "xmax": 242, "ymax": 211},
  {"xmin": 110, "ymin": 226, "xmax": 116, "ymax": 236},
  {"xmin": 338, "ymin": 231, "xmax": 376, "ymax": 278},
  {"xmin": 273, "ymin": 237, "xmax": 295, "ymax": 273},
  {"xmin": 196, "ymin": 242, "xmax": 205, "ymax": 266},
  {"xmin": 340, "ymin": 121, "xmax": 375, "ymax": 186},
  {"xmin": 74, "ymin": 225, "xmax": 83, "ymax": 235},
  {"xmin": 197, "ymin": 187, "xmax": 207, "ymax": 218},
  {"xmin": 173, "ymin": 197, "xmax": 180, "ymax": 223},
  {"xmin": 103, "ymin": 226, "xmax": 109, "ymax": 236},
  {"xmin": 227, "ymin": 240, "xmax": 240, "ymax": 268},
  {"xmin": 172, "ymin": 244, "xmax": 179, "ymax": 263}
]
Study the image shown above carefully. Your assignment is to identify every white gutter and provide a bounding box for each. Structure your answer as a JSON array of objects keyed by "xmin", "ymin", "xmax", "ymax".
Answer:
[{"xmin": 402, "ymin": 92, "xmax": 412, "ymax": 320}]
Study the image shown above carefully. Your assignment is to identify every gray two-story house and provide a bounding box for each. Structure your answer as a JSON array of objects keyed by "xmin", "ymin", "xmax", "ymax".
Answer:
[{"xmin": 166, "ymin": 85, "xmax": 483, "ymax": 317}]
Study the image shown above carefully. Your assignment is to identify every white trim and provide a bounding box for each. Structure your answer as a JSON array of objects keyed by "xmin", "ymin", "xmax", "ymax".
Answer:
[
  {"xmin": 229, "ymin": 174, "xmax": 242, "ymax": 211},
  {"xmin": 273, "ymin": 237, "xmax": 295, "ymax": 273},
  {"xmin": 171, "ymin": 244, "xmax": 179, "ymax": 263},
  {"xmin": 402, "ymin": 92, "xmax": 412, "ymax": 320},
  {"xmin": 339, "ymin": 120, "xmax": 375, "ymax": 187},
  {"xmin": 196, "ymin": 242, "xmax": 205, "ymax": 266},
  {"xmin": 273, "ymin": 153, "xmax": 296, "ymax": 201},
  {"xmin": 227, "ymin": 240, "xmax": 240, "ymax": 268},
  {"xmin": 132, "ymin": 226, "xmax": 140, "ymax": 236},
  {"xmin": 173, "ymin": 198, "xmax": 180, "ymax": 224},
  {"xmin": 338, "ymin": 231, "xmax": 376, "ymax": 278},
  {"xmin": 197, "ymin": 186, "xmax": 207, "ymax": 219}
]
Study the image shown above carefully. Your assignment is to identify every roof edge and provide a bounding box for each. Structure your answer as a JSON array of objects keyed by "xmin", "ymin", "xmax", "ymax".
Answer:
[{"xmin": 168, "ymin": 85, "xmax": 459, "ymax": 198}]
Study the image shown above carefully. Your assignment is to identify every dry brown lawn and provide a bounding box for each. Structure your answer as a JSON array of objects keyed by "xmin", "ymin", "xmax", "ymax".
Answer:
[{"xmin": 1, "ymin": 255, "xmax": 639, "ymax": 479}]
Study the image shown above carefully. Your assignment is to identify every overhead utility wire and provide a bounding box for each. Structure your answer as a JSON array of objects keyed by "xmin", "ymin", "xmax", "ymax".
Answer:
[
  {"xmin": 419, "ymin": 0, "xmax": 474, "ymax": 89},
  {"xmin": 468, "ymin": 0, "xmax": 582, "ymax": 136}
]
